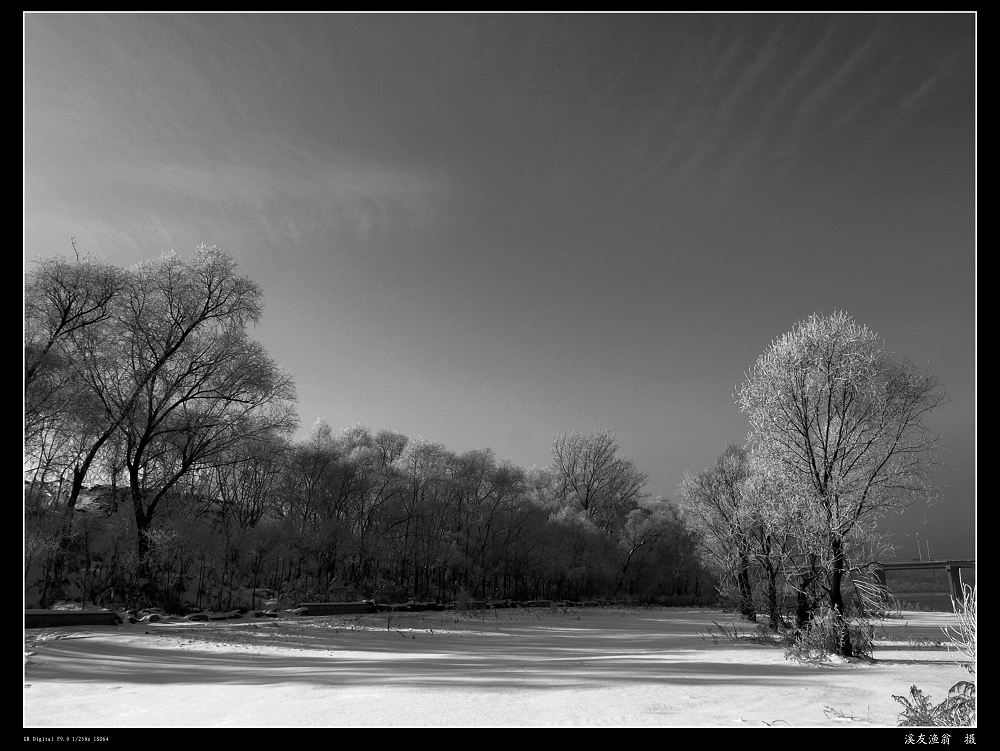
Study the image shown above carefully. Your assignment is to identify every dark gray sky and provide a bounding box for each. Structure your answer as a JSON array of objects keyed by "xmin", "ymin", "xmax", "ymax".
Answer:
[{"xmin": 24, "ymin": 13, "xmax": 975, "ymax": 559}]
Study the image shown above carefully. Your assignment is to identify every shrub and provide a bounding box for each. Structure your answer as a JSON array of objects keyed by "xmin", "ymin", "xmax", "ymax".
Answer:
[
  {"xmin": 784, "ymin": 605, "xmax": 873, "ymax": 662},
  {"xmin": 893, "ymin": 584, "xmax": 976, "ymax": 726},
  {"xmin": 894, "ymin": 682, "xmax": 976, "ymax": 726},
  {"xmin": 942, "ymin": 584, "xmax": 976, "ymax": 674}
]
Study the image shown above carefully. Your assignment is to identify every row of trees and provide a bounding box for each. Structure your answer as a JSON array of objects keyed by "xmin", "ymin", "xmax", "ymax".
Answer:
[
  {"xmin": 24, "ymin": 249, "xmax": 711, "ymax": 610},
  {"xmin": 25, "ymin": 248, "xmax": 943, "ymax": 653},
  {"xmin": 682, "ymin": 312, "xmax": 943, "ymax": 656},
  {"xmin": 26, "ymin": 423, "xmax": 709, "ymax": 609},
  {"xmin": 25, "ymin": 247, "xmax": 296, "ymax": 605}
]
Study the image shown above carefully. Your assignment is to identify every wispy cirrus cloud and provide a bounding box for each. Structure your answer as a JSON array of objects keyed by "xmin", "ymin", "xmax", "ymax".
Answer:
[
  {"xmin": 643, "ymin": 16, "xmax": 965, "ymax": 189},
  {"xmin": 676, "ymin": 25, "xmax": 794, "ymax": 173},
  {"xmin": 713, "ymin": 23, "xmax": 844, "ymax": 184},
  {"xmin": 785, "ymin": 22, "xmax": 885, "ymax": 134},
  {"xmin": 896, "ymin": 52, "xmax": 961, "ymax": 114},
  {"xmin": 27, "ymin": 115, "xmax": 449, "ymax": 258},
  {"xmin": 138, "ymin": 147, "xmax": 446, "ymax": 245},
  {"xmin": 25, "ymin": 14, "xmax": 452, "ymax": 260}
]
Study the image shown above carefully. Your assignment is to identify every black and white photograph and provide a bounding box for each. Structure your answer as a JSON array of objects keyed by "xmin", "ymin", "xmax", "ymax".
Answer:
[{"xmin": 23, "ymin": 11, "xmax": 975, "ymax": 730}]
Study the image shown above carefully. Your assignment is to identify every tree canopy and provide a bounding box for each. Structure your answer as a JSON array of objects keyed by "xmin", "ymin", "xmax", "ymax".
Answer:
[{"xmin": 737, "ymin": 311, "xmax": 943, "ymax": 655}]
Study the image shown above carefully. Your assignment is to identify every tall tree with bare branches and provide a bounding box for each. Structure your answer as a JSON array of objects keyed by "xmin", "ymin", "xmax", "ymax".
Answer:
[
  {"xmin": 24, "ymin": 246, "xmax": 296, "ymax": 602},
  {"xmin": 680, "ymin": 445, "xmax": 757, "ymax": 621},
  {"xmin": 551, "ymin": 431, "xmax": 648, "ymax": 534},
  {"xmin": 738, "ymin": 311, "xmax": 943, "ymax": 656}
]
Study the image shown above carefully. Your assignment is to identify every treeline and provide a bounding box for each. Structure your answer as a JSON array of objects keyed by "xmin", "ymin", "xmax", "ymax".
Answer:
[{"xmin": 24, "ymin": 248, "xmax": 711, "ymax": 611}]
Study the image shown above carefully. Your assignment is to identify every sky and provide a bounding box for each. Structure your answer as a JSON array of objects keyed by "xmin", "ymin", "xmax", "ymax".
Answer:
[{"xmin": 23, "ymin": 13, "xmax": 975, "ymax": 559}]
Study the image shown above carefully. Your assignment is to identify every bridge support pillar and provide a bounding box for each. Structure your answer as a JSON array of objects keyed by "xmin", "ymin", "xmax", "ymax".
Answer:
[{"xmin": 946, "ymin": 565, "xmax": 963, "ymax": 601}]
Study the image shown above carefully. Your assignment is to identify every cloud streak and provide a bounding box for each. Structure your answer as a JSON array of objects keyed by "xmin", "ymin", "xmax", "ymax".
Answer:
[
  {"xmin": 642, "ymin": 17, "xmax": 966, "ymax": 188},
  {"xmin": 896, "ymin": 52, "xmax": 960, "ymax": 114},
  {"xmin": 28, "ymin": 112, "xmax": 449, "ymax": 255}
]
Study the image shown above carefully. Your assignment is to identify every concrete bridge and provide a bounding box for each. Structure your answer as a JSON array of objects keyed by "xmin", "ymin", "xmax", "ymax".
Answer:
[{"xmin": 874, "ymin": 558, "xmax": 975, "ymax": 600}]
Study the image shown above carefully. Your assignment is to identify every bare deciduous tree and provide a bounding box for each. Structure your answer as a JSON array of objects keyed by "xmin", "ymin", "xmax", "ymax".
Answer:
[
  {"xmin": 24, "ymin": 255, "xmax": 125, "ymax": 438},
  {"xmin": 24, "ymin": 246, "xmax": 296, "ymax": 603},
  {"xmin": 680, "ymin": 446, "xmax": 757, "ymax": 621},
  {"xmin": 552, "ymin": 431, "xmax": 648, "ymax": 534},
  {"xmin": 738, "ymin": 311, "xmax": 943, "ymax": 656}
]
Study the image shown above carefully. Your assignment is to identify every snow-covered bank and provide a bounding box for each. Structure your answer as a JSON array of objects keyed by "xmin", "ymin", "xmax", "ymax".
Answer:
[{"xmin": 23, "ymin": 608, "xmax": 970, "ymax": 727}]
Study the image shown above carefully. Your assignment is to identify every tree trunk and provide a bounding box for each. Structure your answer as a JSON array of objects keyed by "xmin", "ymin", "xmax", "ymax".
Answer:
[
  {"xmin": 830, "ymin": 537, "xmax": 853, "ymax": 657},
  {"xmin": 737, "ymin": 551, "xmax": 756, "ymax": 622},
  {"xmin": 249, "ymin": 553, "xmax": 260, "ymax": 612},
  {"xmin": 766, "ymin": 568, "xmax": 782, "ymax": 631},
  {"xmin": 795, "ymin": 573, "xmax": 814, "ymax": 629},
  {"xmin": 196, "ymin": 558, "xmax": 206, "ymax": 609}
]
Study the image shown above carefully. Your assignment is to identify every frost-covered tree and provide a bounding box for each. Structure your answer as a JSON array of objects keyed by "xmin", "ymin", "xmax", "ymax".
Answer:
[
  {"xmin": 680, "ymin": 446, "xmax": 757, "ymax": 621},
  {"xmin": 24, "ymin": 246, "xmax": 296, "ymax": 603},
  {"xmin": 24, "ymin": 254, "xmax": 125, "ymax": 441},
  {"xmin": 552, "ymin": 431, "xmax": 648, "ymax": 534},
  {"xmin": 738, "ymin": 311, "xmax": 942, "ymax": 656}
]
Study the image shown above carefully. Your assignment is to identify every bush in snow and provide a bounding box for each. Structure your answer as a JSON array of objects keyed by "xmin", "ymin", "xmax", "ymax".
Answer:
[
  {"xmin": 893, "ymin": 682, "xmax": 976, "ymax": 726},
  {"xmin": 784, "ymin": 604, "xmax": 873, "ymax": 662},
  {"xmin": 894, "ymin": 584, "xmax": 976, "ymax": 726}
]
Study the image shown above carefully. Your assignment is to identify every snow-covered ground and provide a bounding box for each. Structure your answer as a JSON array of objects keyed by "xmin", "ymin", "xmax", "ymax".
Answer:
[{"xmin": 23, "ymin": 607, "xmax": 971, "ymax": 727}]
